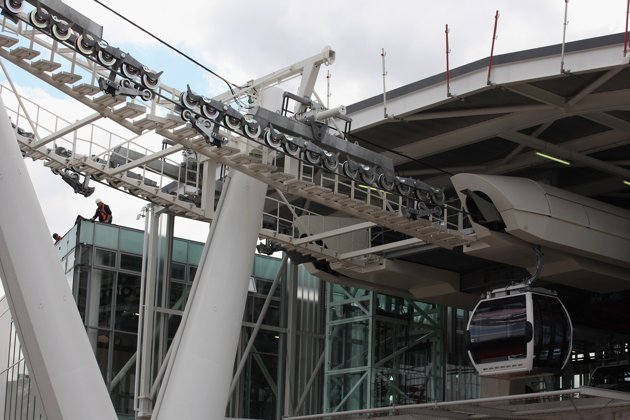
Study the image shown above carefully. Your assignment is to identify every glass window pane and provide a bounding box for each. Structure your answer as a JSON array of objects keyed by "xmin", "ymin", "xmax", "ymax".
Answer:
[
  {"xmin": 188, "ymin": 266, "xmax": 197, "ymax": 283},
  {"xmin": 115, "ymin": 273, "xmax": 141, "ymax": 333},
  {"xmin": 120, "ymin": 253, "xmax": 142, "ymax": 272},
  {"xmin": 171, "ymin": 263, "xmax": 186, "ymax": 281},
  {"xmin": 168, "ymin": 282, "xmax": 185, "ymax": 310},
  {"xmin": 86, "ymin": 328, "xmax": 110, "ymax": 380},
  {"xmin": 172, "ymin": 239, "xmax": 187, "ymax": 263},
  {"xmin": 64, "ymin": 250, "xmax": 75, "ymax": 273},
  {"xmin": 468, "ymin": 295, "xmax": 527, "ymax": 364},
  {"xmin": 111, "ymin": 332, "xmax": 136, "ymax": 416},
  {"xmin": 94, "ymin": 224, "xmax": 119, "ymax": 249},
  {"xmin": 253, "ymin": 256, "xmax": 281, "ymax": 280},
  {"xmin": 95, "ymin": 249, "xmax": 116, "ymax": 267},
  {"xmin": 76, "ymin": 267, "xmax": 89, "ymax": 323},
  {"xmin": 119, "ymin": 229, "xmax": 144, "ymax": 254},
  {"xmin": 78, "ymin": 245, "xmax": 91, "ymax": 266},
  {"xmin": 188, "ymin": 243, "xmax": 203, "ymax": 265},
  {"xmin": 330, "ymin": 321, "xmax": 369, "ymax": 369},
  {"xmin": 79, "ymin": 220, "xmax": 94, "ymax": 245},
  {"xmin": 88, "ymin": 269, "xmax": 115, "ymax": 329}
]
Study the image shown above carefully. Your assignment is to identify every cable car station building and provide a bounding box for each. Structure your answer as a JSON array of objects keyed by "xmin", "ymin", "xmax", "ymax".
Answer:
[{"xmin": 0, "ymin": 1, "xmax": 630, "ymax": 418}]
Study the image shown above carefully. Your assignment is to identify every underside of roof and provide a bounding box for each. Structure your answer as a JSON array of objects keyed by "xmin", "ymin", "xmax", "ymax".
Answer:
[
  {"xmin": 348, "ymin": 32, "xmax": 630, "ymax": 210},
  {"xmin": 343, "ymin": 32, "xmax": 630, "ymax": 333}
]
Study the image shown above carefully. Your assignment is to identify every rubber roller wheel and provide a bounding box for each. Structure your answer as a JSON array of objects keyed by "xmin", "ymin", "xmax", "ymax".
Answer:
[
  {"xmin": 430, "ymin": 190, "xmax": 445, "ymax": 206},
  {"xmin": 4, "ymin": 0, "xmax": 22, "ymax": 14},
  {"xmin": 359, "ymin": 168, "xmax": 376, "ymax": 185},
  {"xmin": 141, "ymin": 73, "xmax": 159, "ymax": 90},
  {"xmin": 29, "ymin": 8, "xmax": 50, "ymax": 30},
  {"xmin": 322, "ymin": 153, "xmax": 338, "ymax": 172},
  {"xmin": 97, "ymin": 50, "xmax": 116, "ymax": 67},
  {"xmin": 304, "ymin": 150, "xmax": 321, "ymax": 165},
  {"xmin": 180, "ymin": 91, "xmax": 198, "ymax": 109},
  {"xmin": 140, "ymin": 89, "xmax": 153, "ymax": 102},
  {"xmin": 75, "ymin": 34, "xmax": 95, "ymax": 56},
  {"xmin": 395, "ymin": 181, "xmax": 411, "ymax": 197},
  {"xmin": 414, "ymin": 188, "xmax": 431, "ymax": 203},
  {"xmin": 282, "ymin": 139, "xmax": 300, "ymax": 157},
  {"xmin": 378, "ymin": 173, "xmax": 395, "ymax": 192},
  {"xmin": 264, "ymin": 130, "xmax": 283, "ymax": 149},
  {"xmin": 51, "ymin": 23, "xmax": 72, "ymax": 41},
  {"xmin": 224, "ymin": 115, "xmax": 242, "ymax": 131},
  {"xmin": 244, "ymin": 121, "xmax": 261, "ymax": 139},
  {"xmin": 181, "ymin": 109, "xmax": 193, "ymax": 122},
  {"xmin": 121, "ymin": 63, "xmax": 140, "ymax": 79},
  {"xmin": 342, "ymin": 160, "xmax": 359, "ymax": 180},
  {"xmin": 201, "ymin": 104, "xmax": 219, "ymax": 120}
]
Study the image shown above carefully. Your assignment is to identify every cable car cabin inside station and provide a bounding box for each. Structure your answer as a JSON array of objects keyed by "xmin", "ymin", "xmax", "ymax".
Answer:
[{"xmin": 466, "ymin": 285, "xmax": 573, "ymax": 377}]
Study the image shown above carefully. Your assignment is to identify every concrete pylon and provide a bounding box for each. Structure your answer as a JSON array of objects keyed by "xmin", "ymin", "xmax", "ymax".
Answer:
[
  {"xmin": 0, "ymin": 98, "xmax": 117, "ymax": 419},
  {"xmin": 153, "ymin": 170, "xmax": 267, "ymax": 420}
]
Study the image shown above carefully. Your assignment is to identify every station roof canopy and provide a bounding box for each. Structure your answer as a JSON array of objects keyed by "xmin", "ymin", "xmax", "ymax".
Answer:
[{"xmin": 347, "ymin": 32, "xmax": 630, "ymax": 210}]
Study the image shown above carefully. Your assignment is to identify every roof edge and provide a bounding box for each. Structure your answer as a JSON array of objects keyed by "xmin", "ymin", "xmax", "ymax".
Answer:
[{"xmin": 347, "ymin": 32, "xmax": 627, "ymax": 113}]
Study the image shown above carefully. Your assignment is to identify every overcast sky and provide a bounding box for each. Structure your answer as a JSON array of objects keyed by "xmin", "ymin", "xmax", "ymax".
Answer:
[{"xmin": 6, "ymin": 0, "xmax": 630, "ymax": 243}]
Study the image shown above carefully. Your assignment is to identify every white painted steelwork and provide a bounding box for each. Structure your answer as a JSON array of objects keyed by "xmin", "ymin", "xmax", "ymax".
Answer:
[
  {"xmin": 0, "ymin": 97, "xmax": 117, "ymax": 420},
  {"xmin": 152, "ymin": 171, "xmax": 267, "ymax": 420}
]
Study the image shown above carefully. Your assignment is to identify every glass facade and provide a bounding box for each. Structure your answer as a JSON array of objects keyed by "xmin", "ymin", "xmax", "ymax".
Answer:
[
  {"xmin": 0, "ymin": 218, "xmax": 491, "ymax": 419},
  {"xmin": 1, "ymin": 220, "xmax": 327, "ymax": 419},
  {"xmin": 324, "ymin": 285, "xmax": 480, "ymax": 411}
]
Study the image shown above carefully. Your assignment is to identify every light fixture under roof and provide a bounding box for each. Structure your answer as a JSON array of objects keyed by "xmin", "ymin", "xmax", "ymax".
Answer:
[
  {"xmin": 623, "ymin": 180, "xmax": 630, "ymax": 187},
  {"xmin": 535, "ymin": 151, "xmax": 571, "ymax": 166}
]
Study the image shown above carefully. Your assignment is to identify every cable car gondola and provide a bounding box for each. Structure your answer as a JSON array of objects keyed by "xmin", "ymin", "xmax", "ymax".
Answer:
[{"xmin": 466, "ymin": 283, "xmax": 572, "ymax": 377}]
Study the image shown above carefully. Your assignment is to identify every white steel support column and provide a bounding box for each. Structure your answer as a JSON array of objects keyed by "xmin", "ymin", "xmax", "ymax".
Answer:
[
  {"xmin": 135, "ymin": 204, "xmax": 162, "ymax": 419},
  {"xmin": 153, "ymin": 170, "xmax": 267, "ymax": 420},
  {"xmin": 0, "ymin": 98, "xmax": 117, "ymax": 419}
]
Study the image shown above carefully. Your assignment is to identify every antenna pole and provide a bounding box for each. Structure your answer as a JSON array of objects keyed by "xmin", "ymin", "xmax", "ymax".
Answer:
[
  {"xmin": 487, "ymin": 10, "xmax": 499, "ymax": 85},
  {"xmin": 381, "ymin": 48, "xmax": 388, "ymax": 118},
  {"xmin": 326, "ymin": 70, "xmax": 331, "ymax": 108},
  {"xmin": 445, "ymin": 24, "xmax": 452, "ymax": 97},
  {"xmin": 560, "ymin": 0, "xmax": 570, "ymax": 73},
  {"xmin": 625, "ymin": 0, "xmax": 630, "ymax": 57}
]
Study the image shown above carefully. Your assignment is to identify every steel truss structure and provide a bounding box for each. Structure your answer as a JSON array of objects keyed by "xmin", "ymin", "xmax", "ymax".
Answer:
[{"xmin": 0, "ymin": 0, "xmax": 475, "ymax": 419}]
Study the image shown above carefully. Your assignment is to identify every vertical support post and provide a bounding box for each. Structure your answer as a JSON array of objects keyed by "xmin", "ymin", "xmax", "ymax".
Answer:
[
  {"xmin": 152, "ymin": 171, "xmax": 267, "ymax": 420},
  {"xmin": 135, "ymin": 205, "xmax": 161, "ymax": 419},
  {"xmin": 444, "ymin": 24, "xmax": 455, "ymax": 98},
  {"xmin": 0, "ymin": 97, "xmax": 117, "ymax": 419},
  {"xmin": 283, "ymin": 261, "xmax": 298, "ymax": 416},
  {"xmin": 200, "ymin": 158, "xmax": 216, "ymax": 219},
  {"xmin": 156, "ymin": 214, "xmax": 175, "ymax": 366},
  {"xmin": 367, "ymin": 292, "xmax": 375, "ymax": 408},
  {"xmin": 625, "ymin": 0, "xmax": 630, "ymax": 57},
  {"xmin": 560, "ymin": 0, "xmax": 570, "ymax": 73},
  {"xmin": 276, "ymin": 258, "xmax": 288, "ymax": 420},
  {"xmin": 486, "ymin": 10, "xmax": 499, "ymax": 85},
  {"xmin": 381, "ymin": 48, "xmax": 388, "ymax": 118}
]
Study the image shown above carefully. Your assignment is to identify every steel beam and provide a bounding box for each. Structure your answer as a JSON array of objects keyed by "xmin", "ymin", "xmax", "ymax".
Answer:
[
  {"xmin": 152, "ymin": 170, "xmax": 267, "ymax": 420},
  {"xmin": 0, "ymin": 97, "xmax": 117, "ymax": 419}
]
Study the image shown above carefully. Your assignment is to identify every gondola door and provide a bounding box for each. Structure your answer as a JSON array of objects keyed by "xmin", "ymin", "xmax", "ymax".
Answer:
[{"xmin": 467, "ymin": 292, "xmax": 534, "ymax": 376}]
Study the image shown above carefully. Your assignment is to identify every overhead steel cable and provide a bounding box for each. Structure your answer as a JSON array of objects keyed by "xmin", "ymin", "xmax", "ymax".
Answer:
[
  {"xmin": 345, "ymin": 131, "xmax": 455, "ymax": 176},
  {"xmin": 92, "ymin": 0, "xmax": 241, "ymax": 96}
]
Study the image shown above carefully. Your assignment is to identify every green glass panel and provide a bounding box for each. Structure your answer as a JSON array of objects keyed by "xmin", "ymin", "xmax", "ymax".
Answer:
[
  {"xmin": 79, "ymin": 220, "xmax": 94, "ymax": 245},
  {"xmin": 94, "ymin": 224, "xmax": 119, "ymax": 249},
  {"xmin": 253, "ymin": 255, "xmax": 281, "ymax": 280},
  {"xmin": 172, "ymin": 239, "xmax": 187, "ymax": 263},
  {"xmin": 188, "ymin": 242, "xmax": 203, "ymax": 265},
  {"xmin": 119, "ymin": 228, "xmax": 144, "ymax": 254}
]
